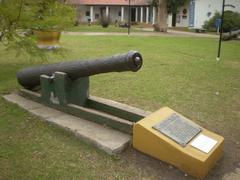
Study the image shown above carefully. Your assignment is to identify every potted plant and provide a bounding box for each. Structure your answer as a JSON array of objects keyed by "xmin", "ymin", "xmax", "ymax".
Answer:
[{"xmin": 26, "ymin": 1, "xmax": 75, "ymax": 49}]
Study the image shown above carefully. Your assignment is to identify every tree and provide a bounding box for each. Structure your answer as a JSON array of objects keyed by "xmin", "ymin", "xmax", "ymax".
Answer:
[
  {"xmin": 203, "ymin": 11, "xmax": 240, "ymax": 32},
  {"xmin": 0, "ymin": 0, "xmax": 75, "ymax": 57},
  {"xmin": 153, "ymin": 0, "xmax": 187, "ymax": 32},
  {"xmin": 153, "ymin": 0, "xmax": 168, "ymax": 32}
]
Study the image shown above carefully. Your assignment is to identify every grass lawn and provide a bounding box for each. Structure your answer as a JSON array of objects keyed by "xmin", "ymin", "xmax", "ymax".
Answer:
[{"xmin": 0, "ymin": 35, "xmax": 239, "ymax": 179}]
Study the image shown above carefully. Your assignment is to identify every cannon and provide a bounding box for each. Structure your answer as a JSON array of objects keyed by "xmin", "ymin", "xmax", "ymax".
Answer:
[
  {"xmin": 17, "ymin": 51, "xmax": 146, "ymax": 134},
  {"xmin": 14, "ymin": 51, "xmax": 224, "ymax": 178},
  {"xmin": 17, "ymin": 51, "xmax": 142, "ymax": 89}
]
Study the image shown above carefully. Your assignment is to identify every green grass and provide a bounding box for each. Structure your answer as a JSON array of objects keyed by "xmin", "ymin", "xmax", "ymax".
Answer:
[{"xmin": 0, "ymin": 35, "xmax": 240, "ymax": 179}]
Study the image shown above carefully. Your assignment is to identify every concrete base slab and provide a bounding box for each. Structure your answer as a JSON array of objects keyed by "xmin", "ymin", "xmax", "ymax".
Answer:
[
  {"xmin": 223, "ymin": 168, "xmax": 240, "ymax": 180},
  {"xmin": 3, "ymin": 93, "xmax": 131, "ymax": 155}
]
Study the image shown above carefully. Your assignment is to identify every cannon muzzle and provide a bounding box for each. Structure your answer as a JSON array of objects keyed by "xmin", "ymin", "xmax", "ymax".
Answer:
[{"xmin": 17, "ymin": 51, "xmax": 143, "ymax": 89}]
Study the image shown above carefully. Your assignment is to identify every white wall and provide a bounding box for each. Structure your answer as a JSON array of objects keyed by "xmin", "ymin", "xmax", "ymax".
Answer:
[
  {"xmin": 76, "ymin": 6, "xmax": 88, "ymax": 22},
  {"xmin": 225, "ymin": 0, "xmax": 240, "ymax": 12},
  {"xmin": 109, "ymin": 6, "xmax": 123, "ymax": 22},
  {"xmin": 176, "ymin": 0, "xmax": 190, "ymax": 27},
  {"xmin": 194, "ymin": 0, "xmax": 240, "ymax": 29}
]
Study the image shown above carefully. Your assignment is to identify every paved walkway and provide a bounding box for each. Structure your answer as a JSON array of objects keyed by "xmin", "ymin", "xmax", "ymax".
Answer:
[
  {"xmin": 223, "ymin": 168, "xmax": 240, "ymax": 180},
  {"xmin": 3, "ymin": 93, "xmax": 131, "ymax": 155},
  {"xmin": 64, "ymin": 29, "xmax": 219, "ymax": 38}
]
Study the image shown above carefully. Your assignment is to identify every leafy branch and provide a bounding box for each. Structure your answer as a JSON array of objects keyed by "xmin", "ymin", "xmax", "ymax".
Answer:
[{"xmin": 0, "ymin": 0, "xmax": 75, "ymax": 60}]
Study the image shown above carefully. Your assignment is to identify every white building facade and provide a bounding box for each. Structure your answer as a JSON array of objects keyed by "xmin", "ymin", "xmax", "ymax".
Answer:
[
  {"xmin": 168, "ymin": 0, "xmax": 240, "ymax": 29},
  {"xmin": 66, "ymin": 0, "xmax": 240, "ymax": 29},
  {"xmin": 67, "ymin": 0, "xmax": 156, "ymax": 24},
  {"xmin": 187, "ymin": 0, "xmax": 240, "ymax": 29}
]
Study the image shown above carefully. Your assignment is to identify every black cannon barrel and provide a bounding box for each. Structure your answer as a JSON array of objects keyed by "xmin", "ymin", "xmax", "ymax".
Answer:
[{"xmin": 17, "ymin": 51, "xmax": 143, "ymax": 89}]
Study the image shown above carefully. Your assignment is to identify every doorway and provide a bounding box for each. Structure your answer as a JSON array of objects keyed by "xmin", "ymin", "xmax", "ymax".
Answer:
[
  {"xmin": 131, "ymin": 8, "xmax": 136, "ymax": 22},
  {"xmin": 172, "ymin": 13, "xmax": 176, "ymax": 27}
]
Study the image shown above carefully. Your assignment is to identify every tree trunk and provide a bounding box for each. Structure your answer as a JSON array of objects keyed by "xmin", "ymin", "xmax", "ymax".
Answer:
[{"xmin": 154, "ymin": 0, "xmax": 168, "ymax": 32}]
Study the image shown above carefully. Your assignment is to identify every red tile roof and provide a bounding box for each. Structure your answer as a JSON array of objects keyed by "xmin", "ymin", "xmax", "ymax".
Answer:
[{"xmin": 66, "ymin": 0, "xmax": 150, "ymax": 6}]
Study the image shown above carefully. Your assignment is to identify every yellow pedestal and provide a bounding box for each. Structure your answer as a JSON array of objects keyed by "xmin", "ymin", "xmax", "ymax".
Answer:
[{"xmin": 133, "ymin": 107, "xmax": 224, "ymax": 178}]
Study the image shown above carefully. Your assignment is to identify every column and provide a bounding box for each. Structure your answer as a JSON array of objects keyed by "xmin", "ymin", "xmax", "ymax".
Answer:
[
  {"xmin": 106, "ymin": 6, "xmax": 109, "ymax": 18},
  {"xmin": 152, "ymin": 6, "xmax": 156, "ymax": 24},
  {"xmin": 90, "ymin": 6, "xmax": 94, "ymax": 22},
  {"xmin": 140, "ymin": 7, "xmax": 143, "ymax": 23},
  {"xmin": 121, "ymin": 6, "xmax": 124, "ymax": 21},
  {"xmin": 146, "ymin": 7, "xmax": 149, "ymax": 23},
  {"xmin": 135, "ymin": 7, "xmax": 138, "ymax": 22},
  {"xmin": 168, "ymin": 14, "xmax": 173, "ymax": 27}
]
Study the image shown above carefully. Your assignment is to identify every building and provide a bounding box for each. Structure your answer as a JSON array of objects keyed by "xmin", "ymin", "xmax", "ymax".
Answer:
[
  {"xmin": 167, "ymin": 0, "xmax": 240, "ymax": 29},
  {"xmin": 66, "ymin": 0, "xmax": 240, "ymax": 29},
  {"xmin": 66, "ymin": 0, "xmax": 156, "ymax": 24}
]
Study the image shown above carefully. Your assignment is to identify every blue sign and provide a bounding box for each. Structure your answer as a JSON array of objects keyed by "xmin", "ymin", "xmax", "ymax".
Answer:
[{"xmin": 215, "ymin": 18, "xmax": 222, "ymax": 28}]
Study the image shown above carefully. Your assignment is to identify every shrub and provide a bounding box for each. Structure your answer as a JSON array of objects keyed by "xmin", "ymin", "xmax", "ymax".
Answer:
[
  {"xmin": 99, "ymin": 16, "xmax": 110, "ymax": 28},
  {"xmin": 203, "ymin": 11, "xmax": 240, "ymax": 32}
]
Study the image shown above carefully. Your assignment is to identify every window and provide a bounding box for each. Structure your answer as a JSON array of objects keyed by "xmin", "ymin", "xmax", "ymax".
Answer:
[
  {"xmin": 118, "ymin": 11, "xmax": 121, "ymax": 16},
  {"xmin": 207, "ymin": 12, "xmax": 212, "ymax": 17},
  {"xmin": 86, "ymin": 11, "xmax": 90, "ymax": 16}
]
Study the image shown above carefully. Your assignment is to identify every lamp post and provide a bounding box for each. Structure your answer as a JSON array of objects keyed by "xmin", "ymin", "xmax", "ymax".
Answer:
[
  {"xmin": 128, "ymin": 0, "xmax": 131, "ymax": 36},
  {"xmin": 216, "ymin": 0, "xmax": 235, "ymax": 61}
]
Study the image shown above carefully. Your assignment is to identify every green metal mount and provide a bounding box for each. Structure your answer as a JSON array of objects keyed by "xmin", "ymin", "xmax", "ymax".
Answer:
[
  {"xmin": 40, "ymin": 72, "xmax": 89, "ymax": 106},
  {"xmin": 20, "ymin": 71, "xmax": 149, "ymax": 134}
]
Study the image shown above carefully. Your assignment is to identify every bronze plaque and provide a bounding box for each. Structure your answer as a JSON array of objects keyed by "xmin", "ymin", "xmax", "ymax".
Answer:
[{"xmin": 153, "ymin": 113, "xmax": 202, "ymax": 147}]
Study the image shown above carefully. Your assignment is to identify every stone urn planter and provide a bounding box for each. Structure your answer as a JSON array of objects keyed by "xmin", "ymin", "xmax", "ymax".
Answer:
[{"xmin": 34, "ymin": 30, "xmax": 61, "ymax": 49}]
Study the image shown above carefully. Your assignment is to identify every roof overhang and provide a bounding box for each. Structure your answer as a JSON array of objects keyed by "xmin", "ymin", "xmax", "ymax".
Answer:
[{"xmin": 66, "ymin": 0, "xmax": 151, "ymax": 6}]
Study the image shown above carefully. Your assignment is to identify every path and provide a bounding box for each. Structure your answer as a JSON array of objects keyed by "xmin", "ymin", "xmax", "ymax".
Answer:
[{"xmin": 64, "ymin": 29, "xmax": 219, "ymax": 38}]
